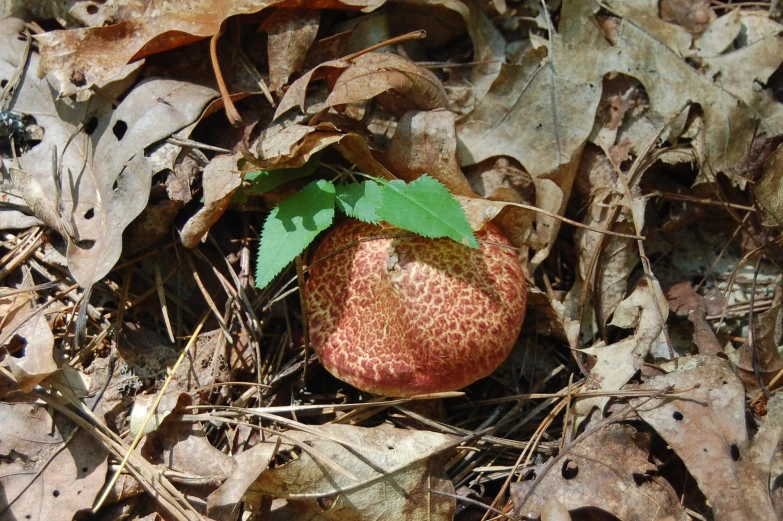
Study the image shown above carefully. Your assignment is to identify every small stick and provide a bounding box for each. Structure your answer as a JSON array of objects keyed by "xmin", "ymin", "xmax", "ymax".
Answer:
[{"xmin": 210, "ymin": 25, "xmax": 243, "ymax": 126}]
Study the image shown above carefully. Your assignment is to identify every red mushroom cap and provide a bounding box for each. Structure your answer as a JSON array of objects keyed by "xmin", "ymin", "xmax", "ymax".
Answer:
[{"xmin": 306, "ymin": 220, "xmax": 527, "ymax": 397}]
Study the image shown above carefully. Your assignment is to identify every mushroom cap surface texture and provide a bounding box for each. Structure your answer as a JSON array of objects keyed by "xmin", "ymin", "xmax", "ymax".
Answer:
[{"xmin": 306, "ymin": 219, "xmax": 527, "ymax": 397}]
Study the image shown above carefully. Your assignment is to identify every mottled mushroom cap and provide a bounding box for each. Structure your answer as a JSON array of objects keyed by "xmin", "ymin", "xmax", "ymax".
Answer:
[{"xmin": 306, "ymin": 220, "xmax": 527, "ymax": 397}]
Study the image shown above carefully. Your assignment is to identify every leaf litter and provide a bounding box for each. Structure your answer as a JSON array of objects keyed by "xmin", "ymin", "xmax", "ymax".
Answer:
[{"xmin": 1, "ymin": 1, "xmax": 783, "ymax": 520}]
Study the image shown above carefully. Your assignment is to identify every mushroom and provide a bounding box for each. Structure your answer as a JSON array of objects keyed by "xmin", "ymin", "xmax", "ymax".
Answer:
[{"xmin": 306, "ymin": 219, "xmax": 527, "ymax": 397}]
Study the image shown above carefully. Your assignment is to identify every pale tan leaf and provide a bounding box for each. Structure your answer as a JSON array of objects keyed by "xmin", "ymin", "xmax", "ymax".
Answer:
[
  {"xmin": 251, "ymin": 424, "xmax": 457, "ymax": 521},
  {"xmin": 0, "ymin": 289, "xmax": 57, "ymax": 394},
  {"xmin": 574, "ymin": 278, "xmax": 667, "ymax": 420},
  {"xmin": 633, "ymin": 356, "xmax": 777, "ymax": 521},
  {"xmin": 5, "ymin": 58, "xmax": 217, "ymax": 286},
  {"xmin": 207, "ymin": 441, "xmax": 280, "ymax": 521},
  {"xmin": 0, "ymin": 402, "xmax": 108, "ymax": 521}
]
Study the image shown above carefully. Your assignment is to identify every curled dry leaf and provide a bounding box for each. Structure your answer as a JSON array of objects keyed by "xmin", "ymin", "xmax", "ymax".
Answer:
[
  {"xmin": 573, "ymin": 147, "xmax": 641, "ymax": 330},
  {"xmin": 512, "ymin": 422, "xmax": 688, "ymax": 521},
  {"xmin": 756, "ymin": 141, "xmax": 783, "ymax": 226},
  {"xmin": 381, "ymin": 109, "xmax": 475, "ymax": 196},
  {"xmin": 249, "ymin": 423, "xmax": 457, "ymax": 521},
  {"xmin": 633, "ymin": 356, "xmax": 780, "ymax": 521},
  {"xmin": 276, "ymin": 52, "xmax": 449, "ymax": 120},
  {"xmin": 0, "ymin": 402, "xmax": 108, "ymax": 521}
]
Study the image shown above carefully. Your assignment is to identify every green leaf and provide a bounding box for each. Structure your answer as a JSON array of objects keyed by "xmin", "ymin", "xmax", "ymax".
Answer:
[
  {"xmin": 255, "ymin": 180, "xmax": 336, "ymax": 288},
  {"xmin": 335, "ymin": 181, "xmax": 383, "ymax": 224},
  {"xmin": 377, "ymin": 175, "xmax": 478, "ymax": 248},
  {"xmin": 247, "ymin": 154, "xmax": 321, "ymax": 194}
]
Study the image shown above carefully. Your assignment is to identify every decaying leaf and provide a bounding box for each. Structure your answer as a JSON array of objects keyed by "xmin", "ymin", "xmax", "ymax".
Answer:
[
  {"xmin": 249, "ymin": 423, "xmax": 457, "ymax": 521},
  {"xmin": 573, "ymin": 147, "xmax": 641, "ymax": 330},
  {"xmin": 381, "ymin": 109, "xmax": 475, "ymax": 196},
  {"xmin": 0, "ymin": 401, "xmax": 108, "ymax": 521},
  {"xmin": 512, "ymin": 422, "xmax": 688, "ymax": 521},
  {"xmin": 633, "ymin": 356, "xmax": 779, "ymax": 521}
]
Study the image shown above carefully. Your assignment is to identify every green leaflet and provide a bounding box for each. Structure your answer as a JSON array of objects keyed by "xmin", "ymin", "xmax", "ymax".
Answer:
[
  {"xmin": 255, "ymin": 179, "xmax": 335, "ymax": 288},
  {"xmin": 335, "ymin": 180, "xmax": 383, "ymax": 224},
  {"xmin": 376, "ymin": 175, "xmax": 478, "ymax": 248}
]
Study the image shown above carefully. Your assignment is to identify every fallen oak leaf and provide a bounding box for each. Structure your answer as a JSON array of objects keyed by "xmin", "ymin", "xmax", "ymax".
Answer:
[
  {"xmin": 512, "ymin": 422, "xmax": 689, "ymax": 521},
  {"xmin": 633, "ymin": 356, "xmax": 778, "ymax": 521}
]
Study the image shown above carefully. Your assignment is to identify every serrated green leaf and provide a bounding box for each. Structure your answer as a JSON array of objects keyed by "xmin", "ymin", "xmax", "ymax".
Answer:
[
  {"xmin": 377, "ymin": 175, "xmax": 478, "ymax": 248},
  {"xmin": 247, "ymin": 153, "xmax": 321, "ymax": 194},
  {"xmin": 335, "ymin": 181, "xmax": 383, "ymax": 224},
  {"xmin": 256, "ymin": 180, "xmax": 336, "ymax": 288}
]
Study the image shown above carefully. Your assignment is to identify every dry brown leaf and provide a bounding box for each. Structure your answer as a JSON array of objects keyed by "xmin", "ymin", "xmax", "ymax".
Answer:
[
  {"xmin": 693, "ymin": 8, "xmax": 742, "ymax": 57},
  {"xmin": 249, "ymin": 423, "xmax": 457, "ymax": 521},
  {"xmin": 633, "ymin": 356, "xmax": 779, "ymax": 521},
  {"xmin": 5, "ymin": 53, "xmax": 216, "ymax": 285},
  {"xmin": 606, "ymin": 0, "xmax": 693, "ymax": 54},
  {"xmin": 263, "ymin": 9, "xmax": 321, "ymax": 94},
  {"xmin": 325, "ymin": 52, "xmax": 449, "ymax": 117},
  {"xmin": 180, "ymin": 154, "xmax": 242, "ymax": 248},
  {"xmin": 573, "ymin": 147, "xmax": 640, "ymax": 329},
  {"xmin": 276, "ymin": 52, "xmax": 449, "ymax": 120},
  {"xmin": 130, "ymin": 392, "xmax": 191, "ymax": 439},
  {"xmin": 142, "ymin": 421, "xmax": 234, "ymax": 486},
  {"xmin": 35, "ymin": 0, "xmax": 384, "ymax": 97},
  {"xmin": 458, "ymin": 0, "xmax": 775, "ymax": 263},
  {"xmin": 512, "ymin": 423, "xmax": 688, "ymax": 521},
  {"xmin": 0, "ymin": 401, "xmax": 108, "ymax": 521},
  {"xmin": 257, "ymin": 121, "xmax": 396, "ymax": 181},
  {"xmin": 381, "ymin": 109, "xmax": 475, "ymax": 196}
]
